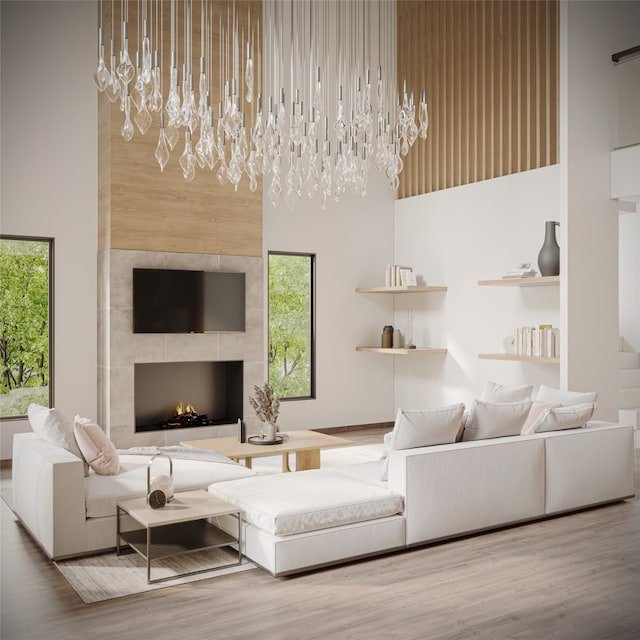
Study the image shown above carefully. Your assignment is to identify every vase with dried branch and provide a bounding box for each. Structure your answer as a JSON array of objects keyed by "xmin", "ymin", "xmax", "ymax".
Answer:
[{"xmin": 248, "ymin": 383, "xmax": 280, "ymax": 441}]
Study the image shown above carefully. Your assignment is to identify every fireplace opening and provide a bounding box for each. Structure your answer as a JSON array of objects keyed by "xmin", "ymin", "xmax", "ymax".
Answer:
[{"xmin": 134, "ymin": 361, "xmax": 243, "ymax": 432}]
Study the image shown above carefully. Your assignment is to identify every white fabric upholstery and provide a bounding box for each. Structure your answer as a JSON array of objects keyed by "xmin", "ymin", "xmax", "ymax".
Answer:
[
  {"xmin": 462, "ymin": 399, "xmax": 532, "ymax": 441},
  {"xmin": 213, "ymin": 513, "xmax": 406, "ymax": 576},
  {"xmin": 209, "ymin": 469, "xmax": 403, "ymax": 536},
  {"xmin": 387, "ymin": 436, "xmax": 546, "ymax": 545},
  {"xmin": 11, "ymin": 433, "xmax": 255, "ymax": 559},
  {"xmin": 85, "ymin": 454, "xmax": 255, "ymax": 518},
  {"xmin": 523, "ymin": 402, "xmax": 595, "ymax": 434},
  {"xmin": 535, "ymin": 384, "xmax": 598, "ymax": 406},
  {"xmin": 481, "ymin": 380, "xmax": 533, "ymax": 402},
  {"xmin": 12, "ymin": 422, "xmax": 634, "ymax": 570},
  {"xmin": 543, "ymin": 423, "xmax": 634, "ymax": 514}
]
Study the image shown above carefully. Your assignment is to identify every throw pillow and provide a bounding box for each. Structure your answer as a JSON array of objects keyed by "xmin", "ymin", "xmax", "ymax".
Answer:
[
  {"xmin": 381, "ymin": 404, "xmax": 465, "ymax": 480},
  {"xmin": 390, "ymin": 404, "xmax": 466, "ymax": 450},
  {"xmin": 521, "ymin": 401, "xmax": 561, "ymax": 435},
  {"xmin": 462, "ymin": 399, "xmax": 532, "ymax": 441},
  {"xmin": 535, "ymin": 384, "xmax": 598, "ymax": 406},
  {"xmin": 74, "ymin": 416, "xmax": 120, "ymax": 475},
  {"xmin": 28, "ymin": 403, "xmax": 89, "ymax": 476},
  {"xmin": 524, "ymin": 402, "xmax": 596, "ymax": 434},
  {"xmin": 480, "ymin": 380, "xmax": 533, "ymax": 403}
]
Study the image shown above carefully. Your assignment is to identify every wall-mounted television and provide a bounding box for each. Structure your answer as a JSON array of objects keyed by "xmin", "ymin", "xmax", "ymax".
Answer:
[{"xmin": 133, "ymin": 268, "xmax": 245, "ymax": 334}]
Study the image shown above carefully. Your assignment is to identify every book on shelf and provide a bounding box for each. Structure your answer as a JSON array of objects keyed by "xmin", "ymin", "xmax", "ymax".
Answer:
[
  {"xmin": 386, "ymin": 264, "xmax": 416, "ymax": 288},
  {"xmin": 514, "ymin": 325, "xmax": 559, "ymax": 358}
]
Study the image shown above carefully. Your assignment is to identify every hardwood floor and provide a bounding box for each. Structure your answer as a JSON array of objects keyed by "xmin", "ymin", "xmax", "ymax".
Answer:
[{"xmin": 2, "ymin": 431, "xmax": 640, "ymax": 640}]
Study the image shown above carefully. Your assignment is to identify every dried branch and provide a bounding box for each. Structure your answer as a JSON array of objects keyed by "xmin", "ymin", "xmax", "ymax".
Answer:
[{"xmin": 248, "ymin": 383, "xmax": 280, "ymax": 425}]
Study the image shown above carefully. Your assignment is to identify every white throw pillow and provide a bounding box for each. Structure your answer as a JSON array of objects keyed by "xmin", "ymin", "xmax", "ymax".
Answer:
[
  {"xmin": 535, "ymin": 384, "xmax": 598, "ymax": 406},
  {"xmin": 28, "ymin": 403, "xmax": 89, "ymax": 476},
  {"xmin": 390, "ymin": 404, "xmax": 466, "ymax": 450},
  {"xmin": 381, "ymin": 404, "xmax": 465, "ymax": 480},
  {"xmin": 74, "ymin": 416, "xmax": 120, "ymax": 476},
  {"xmin": 520, "ymin": 401, "xmax": 561, "ymax": 435},
  {"xmin": 481, "ymin": 380, "xmax": 533, "ymax": 403},
  {"xmin": 462, "ymin": 399, "xmax": 532, "ymax": 441},
  {"xmin": 523, "ymin": 402, "xmax": 595, "ymax": 434}
]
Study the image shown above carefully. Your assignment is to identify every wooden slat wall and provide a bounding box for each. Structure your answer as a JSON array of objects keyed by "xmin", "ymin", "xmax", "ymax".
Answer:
[
  {"xmin": 99, "ymin": 0, "xmax": 262, "ymax": 256},
  {"xmin": 397, "ymin": 0, "xmax": 558, "ymax": 199}
]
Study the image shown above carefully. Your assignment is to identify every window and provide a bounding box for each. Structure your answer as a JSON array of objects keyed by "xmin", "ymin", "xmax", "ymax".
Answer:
[
  {"xmin": 0, "ymin": 236, "xmax": 53, "ymax": 418},
  {"xmin": 268, "ymin": 252, "xmax": 315, "ymax": 400}
]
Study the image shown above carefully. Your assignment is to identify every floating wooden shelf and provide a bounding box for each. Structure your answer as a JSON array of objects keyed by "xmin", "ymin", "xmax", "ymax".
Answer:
[
  {"xmin": 355, "ymin": 285, "xmax": 448, "ymax": 293},
  {"xmin": 356, "ymin": 347, "xmax": 448, "ymax": 355},
  {"xmin": 478, "ymin": 353, "xmax": 559, "ymax": 363},
  {"xmin": 477, "ymin": 276, "xmax": 560, "ymax": 287}
]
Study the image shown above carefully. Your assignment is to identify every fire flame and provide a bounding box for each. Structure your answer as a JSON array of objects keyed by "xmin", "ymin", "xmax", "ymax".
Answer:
[{"xmin": 176, "ymin": 401, "xmax": 196, "ymax": 415}]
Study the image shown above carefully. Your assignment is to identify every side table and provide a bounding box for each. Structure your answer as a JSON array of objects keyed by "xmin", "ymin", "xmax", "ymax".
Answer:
[{"xmin": 116, "ymin": 489, "xmax": 243, "ymax": 584}]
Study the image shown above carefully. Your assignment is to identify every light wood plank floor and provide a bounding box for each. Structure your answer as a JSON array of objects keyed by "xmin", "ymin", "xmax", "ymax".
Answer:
[{"xmin": 2, "ymin": 429, "xmax": 639, "ymax": 640}]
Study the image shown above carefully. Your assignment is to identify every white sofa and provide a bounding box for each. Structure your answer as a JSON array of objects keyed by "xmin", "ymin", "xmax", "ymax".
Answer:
[
  {"xmin": 11, "ymin": 432, "xmax": 256, "ymax": 559},
  {"xmin": 208, "ymin": 422, "xmax": 635, "ymax": 576}
]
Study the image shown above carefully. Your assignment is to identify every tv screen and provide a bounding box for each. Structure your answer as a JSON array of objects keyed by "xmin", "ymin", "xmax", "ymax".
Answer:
[{"xmin": 133, "ymin": 268, "xmax": 245, "ymax": 334}]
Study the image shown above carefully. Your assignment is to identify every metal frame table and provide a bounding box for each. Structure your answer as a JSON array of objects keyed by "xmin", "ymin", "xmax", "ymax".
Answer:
[{"xmin": 116, "ymin": 489, "xmax": 242, "ymax": 584}]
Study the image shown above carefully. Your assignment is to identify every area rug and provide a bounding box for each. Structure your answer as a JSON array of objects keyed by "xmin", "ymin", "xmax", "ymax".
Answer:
[{"xmin": 55, "ymin": 547, "xmax": 257, "ymax": 603}]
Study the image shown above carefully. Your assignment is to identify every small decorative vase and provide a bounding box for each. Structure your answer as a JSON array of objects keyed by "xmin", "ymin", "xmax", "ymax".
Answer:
[
  {"xmin": 262, "ymin": 422, "xmax": 278, "ymax": 442},
  {"xmin": 537, "ymin": 221, "xmax": 560, "ymax": 276}
]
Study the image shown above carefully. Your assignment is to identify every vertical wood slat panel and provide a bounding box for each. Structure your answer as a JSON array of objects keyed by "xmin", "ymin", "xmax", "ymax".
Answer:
[{"xmin": 397, "ymin": 0, "xmax": 558, "ymax": 199}]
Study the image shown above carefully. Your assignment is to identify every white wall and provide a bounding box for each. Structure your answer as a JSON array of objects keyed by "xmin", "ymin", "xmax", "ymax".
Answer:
[
  {"xmin": 560, "ymin": 0, "xmax": 640, "ymax": 420},
  {"xmin": 0, "ymin": 2, "xmax": 98, "ymax": 458},
  {"xmin": 263, "ymin": 183, "xmax": 397, "ymax": 430},
  {"xmin": 394, "ymin": 166, "xmax": 561, "ymax": 411},
  {"xmin": 619, "ymin": 210, "xmax": 640, "ymax": 352}
]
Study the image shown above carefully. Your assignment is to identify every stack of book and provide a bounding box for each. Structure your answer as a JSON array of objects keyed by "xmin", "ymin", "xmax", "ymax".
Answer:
[
  {"xmin": 502, "ymin": 263, "xmax": 538, "ymax": 279},
  {"xmin": 514, "ymin": 325, "xmax": 559, "ymax": 358},
  {"xmin": 385, "ymin": 264, "xmax": 417, "ymax": 287}
]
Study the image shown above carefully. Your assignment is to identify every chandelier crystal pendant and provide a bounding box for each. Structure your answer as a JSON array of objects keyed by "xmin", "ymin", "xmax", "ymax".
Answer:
[{"xmin": 94, "ymin": 0, "xmax": 428, "ymax": 209}]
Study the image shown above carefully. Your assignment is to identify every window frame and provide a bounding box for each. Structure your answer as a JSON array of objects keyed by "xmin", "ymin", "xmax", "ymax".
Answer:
[
  {"xmin": 267, "ymin": 250, "xmax": 316, "ymax": 401},
  {"xmin": 0, "ymin": 234, "xmax": 54, "ymax": 419}
]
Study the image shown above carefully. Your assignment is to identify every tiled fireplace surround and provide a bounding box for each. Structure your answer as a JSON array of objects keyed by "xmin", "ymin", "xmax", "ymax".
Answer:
[{"xmin": 98, "ymin": 249, "xmax": 264, "ymax": 449}]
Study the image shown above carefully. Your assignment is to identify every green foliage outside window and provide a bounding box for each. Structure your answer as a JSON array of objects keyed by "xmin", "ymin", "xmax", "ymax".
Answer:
[
  {"xmin": 268, "ymin": 253, "xmax": 314, "ymax": 399},
  {"xmin": 0, "ymin": 238, "xmax": 51, "ymax": 417}
]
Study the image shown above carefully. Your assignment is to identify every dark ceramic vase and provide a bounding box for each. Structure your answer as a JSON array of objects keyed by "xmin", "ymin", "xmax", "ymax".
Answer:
[{"xmin": 537, "ymin": 221, "xmax": 560, "ymax": 276}]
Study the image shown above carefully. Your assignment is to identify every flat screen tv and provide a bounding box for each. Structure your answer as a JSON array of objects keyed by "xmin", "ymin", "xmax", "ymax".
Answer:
[{"xmin": 133, "ymin": 268, "xmax": 245, "ymax": 334}]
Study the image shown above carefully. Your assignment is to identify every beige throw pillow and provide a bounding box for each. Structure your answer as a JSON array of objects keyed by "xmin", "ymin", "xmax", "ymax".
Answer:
[
  {"xmin": 74, "ymin": 416, "xmax": 120, "ymax": 475},
  {"xmin": 524, "ymin": 402, "xmax": 595, "ymax": 434}
]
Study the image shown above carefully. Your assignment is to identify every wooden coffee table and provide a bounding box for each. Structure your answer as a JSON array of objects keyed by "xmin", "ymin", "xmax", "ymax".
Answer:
[{"xmin": 180, "ymin": 429, "xmax": 354, "ymax": 472}]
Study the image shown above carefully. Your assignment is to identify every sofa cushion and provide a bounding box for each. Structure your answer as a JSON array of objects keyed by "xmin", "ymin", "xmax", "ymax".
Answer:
[
  {"xmin": 381, "ymin": 404, "xmax": 465, "ymax": 480},
  {"xmin": 535, "ymin": 384, "xmax": 598, "ymax": 406},
  {"xmin": 28, "ymin": 403, "xmax": 89, "ymax": 476},
  {"xmin": 208, "ymin": 469, "xmax": 404, "ymax": 536},
  {"xmin": 462, "ymin": 399, "xmax": 532, "ymax": 441},
  {"xmin": 522, "ymin": 402, "xmax": 595, "ymax": 434},
  {"xmin": 85, "ymin": 455, "xmax": 256, "ymax": 518},
  {"xmin": 520, "ymin": 401, "xmax": 561, "ymax": 434},
  {"xmin": 74, "ymin": 417, "xmax": 120, "ymax": 476},
  {"xmin": 390, "ymin": 404, "xmax": 465, "ymax": 450},
  {"xmin": 481, "ymin": 380, "xmax": 533, "ymax": 403}
]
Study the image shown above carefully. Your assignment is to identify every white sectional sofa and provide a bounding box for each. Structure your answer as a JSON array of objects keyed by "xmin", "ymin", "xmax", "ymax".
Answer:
[
  {"xmin": 10, "ymin": 420, "xmax": 635, "ymax": 573},
  {"xmin": 208, "ymin": 422, "xmax": 635, "ymax": 575},
  {"xmin": 11, "ymin": 432, "xmax": 256, "ymax": 559}
]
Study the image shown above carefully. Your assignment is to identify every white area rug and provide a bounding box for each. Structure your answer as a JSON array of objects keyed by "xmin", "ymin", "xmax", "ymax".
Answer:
[
  {"xmin": 250, "ymin": 442, "xmax": 385, "ymax": 474},
  {"xmin": 55, "ymin": 547, "xmax": 255, "ymax": 603}
]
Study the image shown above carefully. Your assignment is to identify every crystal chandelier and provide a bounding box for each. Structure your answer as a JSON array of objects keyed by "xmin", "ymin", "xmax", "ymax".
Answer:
[{"xmin": 94, "ymin": 0, "xmax": 428, "ymax": 209}]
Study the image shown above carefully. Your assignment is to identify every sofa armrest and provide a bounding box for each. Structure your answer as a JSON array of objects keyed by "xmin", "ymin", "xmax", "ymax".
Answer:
[
  {"xmin": 387, "ymin": 436, "xmax": 545, "ymax": 545},
  {"xmin": 12, "ymin": 433, "xmax": 87, "ymax": 559}
]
